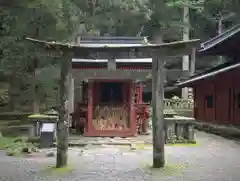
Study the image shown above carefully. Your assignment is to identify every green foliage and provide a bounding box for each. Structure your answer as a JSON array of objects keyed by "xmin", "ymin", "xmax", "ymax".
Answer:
[
  {"xmin": 0, "ymin": 137, "xmax": 16, "ymax": 149},
  {"xmin": 1, "ymin": 0, "xmax": 239, "ymax": 111},
  {"xmin": 0, "ymin": 0, "xmax": 81, "ymax": 110},
  {"xmin": 73, "ymin": 0, "xmax": 151, "ymax": 36},
  {"xmin": 3, "ymin": 137, "xmax": 38, "ymax": 156}
]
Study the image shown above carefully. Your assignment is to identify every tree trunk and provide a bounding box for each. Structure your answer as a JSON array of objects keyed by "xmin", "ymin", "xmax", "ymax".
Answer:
[
  {"xmin": 32, "ymin": 59, "xmax": 39, "ymax": 113},
  {"xmin": 8, "ymin": 73, "xmax": 17, "ymax": 111},
  {"xmin": 56, "ymin": 52, "xmax": 72, "ymax": 168},
  {"xmin": 151, "ymin": 35, "xmax": 165, "ymax": 168},
  {"xmin": 182, "ymin": 5, "xmax": 190, "ymax": 99},
  {"xmin": 32, "ymin": 26, "xmax": 40, "ymax": 113}
]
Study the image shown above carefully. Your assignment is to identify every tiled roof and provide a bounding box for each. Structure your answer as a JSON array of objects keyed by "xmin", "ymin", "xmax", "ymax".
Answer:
[
  {"xmin": 199, "ymin": 24, "xmax": 240, "ymax": 53},
  {"xmin": 176, "ymin": 61, "xmax": 240, "ymax": 87}
]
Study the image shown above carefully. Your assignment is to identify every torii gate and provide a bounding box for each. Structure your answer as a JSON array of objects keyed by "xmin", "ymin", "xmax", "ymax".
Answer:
[{"xmin": 26, "ymin": 37, "xmax": 199, "ymax": 168}]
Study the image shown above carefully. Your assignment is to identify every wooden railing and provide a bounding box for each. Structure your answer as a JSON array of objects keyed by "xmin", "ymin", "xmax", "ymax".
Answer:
[
  {"xmin": 144, "ymin": 99, "xmax": 193, "ymax": 111},
  {"xmin": 164, "ymin": 116, "xmax": 195, "ymax": 144},
  {"xmin": 164, "ymin": 99, "xmax": 193, "ymax": 110}
]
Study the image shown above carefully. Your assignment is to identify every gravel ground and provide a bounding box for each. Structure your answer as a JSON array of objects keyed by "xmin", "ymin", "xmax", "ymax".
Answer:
[{"xmin": 1, "ymin": 131, "xmax": 240, "ymax": 181}]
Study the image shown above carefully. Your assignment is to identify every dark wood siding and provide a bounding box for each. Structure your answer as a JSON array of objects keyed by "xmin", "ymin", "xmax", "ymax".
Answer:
[
  {"xmin": 232, "ymin": 69, "xmax": 240, "ymax": 125},
  {"xmin": 215, "ymin": 72, "xmax": 231, "ymax": 124},
  {"xmin": 194, "ymin": 67, "xmax": 240, "ymax": 125}
]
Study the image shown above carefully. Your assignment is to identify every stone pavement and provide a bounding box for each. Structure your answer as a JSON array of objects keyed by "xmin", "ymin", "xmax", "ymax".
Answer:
[{"xmin": 1, "ymin": 131, "xmax": 240, "ymax": 181}]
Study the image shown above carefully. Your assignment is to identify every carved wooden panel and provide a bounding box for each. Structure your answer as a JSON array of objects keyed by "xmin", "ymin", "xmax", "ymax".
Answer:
[
  {"xmin": 136, "ymin": 105, "xmax": 149, "ymax": 134},
  {"xmin": 92, "ymin": 105, "xmax": 130, "ymax": 130},
  {"xmin": 134, "ymin": 85, "xmax": 140, "ymax": 104}
]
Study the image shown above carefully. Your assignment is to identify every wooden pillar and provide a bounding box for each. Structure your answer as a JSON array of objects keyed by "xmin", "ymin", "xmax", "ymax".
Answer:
[
  {"xmin": 108, "ymin": 56, "xmax": 116, "ymax": 70},
  {"xmin": 74, "ymin": 83, "xmax": 83, "ymax": 104},
  {"xmin": 152, "ymin": 55, "xmax": 165, "ymax": 168},
  {"xmin": 130, "ymin": 81, "xmax": 137, "ymax": 136},
  {"xmin": 188, "ymin": 48, "xmax": 196, "ymax": 100},
  {"xmin": 68, "ymin": 77, "xmax": 74, "ymax": 127},
  {"xmin": 56, "ymin": 51, "xmax": 72, "ymax": 168},
  {"xmin": 190, "ymin": 48, "xmax": 196, "ymax": 76},
  {"xmin": 86, "ymin": 81, "xmax": 93, "ymax": 136},
  {"xmin": 139, "ymin": 84, "xmax": 143, "ymax": 104}
]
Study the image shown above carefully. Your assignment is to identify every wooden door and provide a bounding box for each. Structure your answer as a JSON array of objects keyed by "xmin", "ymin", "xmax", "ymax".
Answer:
[
  {"xmin": 204, "ymin": 94, "xmax": 215, "ymax": 122},
  {"xmin": 215, "ymin": 87, "xmax": 230, "ymax": 124}
]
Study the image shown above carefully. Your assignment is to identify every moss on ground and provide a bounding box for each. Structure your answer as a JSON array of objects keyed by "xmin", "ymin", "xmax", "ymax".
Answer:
[{"xmin": 42, "ymin": 165, "xmax": 74, "ymax": 175}]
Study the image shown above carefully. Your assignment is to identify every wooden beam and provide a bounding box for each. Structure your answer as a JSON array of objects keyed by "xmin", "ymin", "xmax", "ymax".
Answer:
[
  {"xmin": 26, "ymin": 37, "xmax": 200, "ymax": 59},
  {"xmin": 74, "ymin": 69, "xmax": 150, "ymax": 81},
  {"xmin": 56, "ymin": 51, "xmax": 72, "ymax": 168},
  {"xmin": 38, "ymin": 67, "xmax": 190, "ymax": 82},
  {"xmin": 70, "ymin": 43, "xmax": 199, "ymax": 59},
  {"xmin": 152, "ymin": 55, "xmax": 165, "ymax": 168}
]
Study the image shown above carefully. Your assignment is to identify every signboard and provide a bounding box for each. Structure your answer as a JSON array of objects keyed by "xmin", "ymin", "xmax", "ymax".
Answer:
[{"xmin": 41, "ymin": 123, "xmax": 55, "ymax": 132}]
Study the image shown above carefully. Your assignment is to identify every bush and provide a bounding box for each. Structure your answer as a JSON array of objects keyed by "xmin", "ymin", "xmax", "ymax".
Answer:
[
  {"xmin": 0, "ymin": 137, "xmax": 16, "ymax": 149},
  {"xmin": 6, "ymin": 141, "xmax": 38, "ymax": 156},
  {"xmin": 0, "ymin": 136, "xmax": 38, "ymax": 156}
]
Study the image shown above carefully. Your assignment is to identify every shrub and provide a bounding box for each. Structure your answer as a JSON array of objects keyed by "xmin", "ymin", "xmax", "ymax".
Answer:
[
  {"xmin": 0, "ymin": 137, "xmax": 16, "ymax": 149},
  {"xmin": 6, "ymin": 141, "xmax": 38, "ymax": 156}
]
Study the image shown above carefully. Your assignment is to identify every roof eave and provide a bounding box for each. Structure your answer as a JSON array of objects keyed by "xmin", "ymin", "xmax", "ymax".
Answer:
[
  {"xmin": 176, "ymin": 62, "xmax": 240, "ymax": 87},
  {"xmin": 199, "ymin": 24, "xmax": 240, "ymax": 52}
]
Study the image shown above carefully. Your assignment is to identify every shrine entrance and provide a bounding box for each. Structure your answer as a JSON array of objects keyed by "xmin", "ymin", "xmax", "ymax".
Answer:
[
  {"xmin": 86, "ymin": 79, "xmax": 136, "ymax": 137},
  {"xmin": 92, "ymin": 80, "xmax": 130, "ymax": 131},
  {"xmin": 99, "ymin": 82, "xmax": 124, "ymax": 104}
]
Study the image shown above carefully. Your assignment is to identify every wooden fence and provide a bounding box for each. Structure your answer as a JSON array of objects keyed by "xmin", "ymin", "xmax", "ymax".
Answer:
[
  {"xmin": 164, "ymin": 99, "xmax": 193, "ymax": 111},
  {"xmin": 144, "ymin": 98, "xmax": 193, "ymax": 111}
]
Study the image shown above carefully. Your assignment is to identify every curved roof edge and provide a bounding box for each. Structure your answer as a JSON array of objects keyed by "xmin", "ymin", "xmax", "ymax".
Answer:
[
  {"xmin": 199, "ymin": 24, "xmax": 240, "ymax": 53},
  {"xmin": 176, "ymin": 61, "xmax": 240, "ymax": 87}
]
